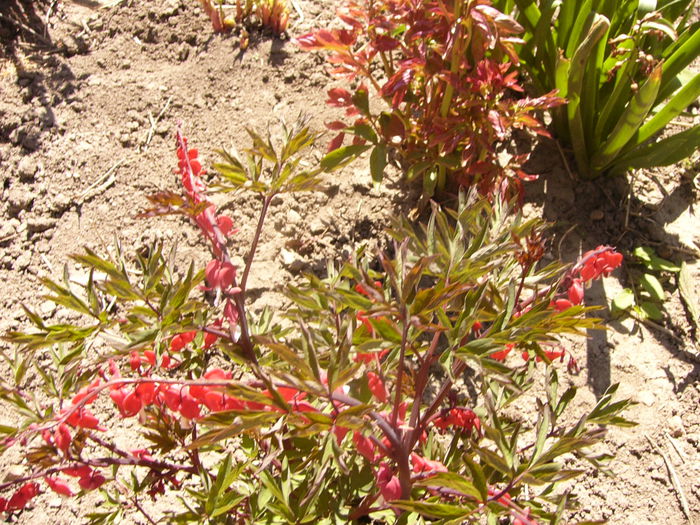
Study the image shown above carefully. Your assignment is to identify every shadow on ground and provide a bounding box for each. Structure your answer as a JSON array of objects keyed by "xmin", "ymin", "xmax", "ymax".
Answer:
[{"xmin": 524, "ymin": 140, "xmax": 700, "ymax": 398}]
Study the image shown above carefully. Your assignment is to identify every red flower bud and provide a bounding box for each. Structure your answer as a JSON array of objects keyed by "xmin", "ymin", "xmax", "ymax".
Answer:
[
  {"xmin": 568, "ymin": 278, "xmax": 584, "ymax": 305},
  {"xmin": 333, "ymin": 425, "xmax": 350, "ymax": 444},
  {"xmin": 203, "ymin": 330, "xmax": 219, "ymax": 349},
  {"xmin": 203, "ymin": 391, "xmax": 227, "ymax": 412},
  {"xmin": 170, "ymin": 330, "xmax": 197, "ymax": 353},
  {"xmin": 552, "ymin": 298, "xmax": 573, "ymax": 312},
  {"xmin": 129, "ymin": 351, "xmax": 142, "ymax": 371},
  {"xmin": 54, "ymin": 424, "xmax": 72, "ymax": 453},
  {"xmin": 160, "ymin": 385, "xmax": 182, "ymax": 412},
  {"xmin": 7, "ymin": 482, "xmax": 39, "ymax": 510},
  {"xmin": 353, "ymin": 432, "xmax": 376, "ymax": 463},
  {"xmin": 78, "ymin": 471, "xmax": 106, "ymax": 491},
  {"xmin": 217, "ymin": 215, "xmax": 235, "ymax": 236},
  {"xmin": 136, "ymin": 382, "xmax": 156, "ymax": 405},
  {"xmin": 179, "ymin": 390, "xmax": 201, "ymax": 420},
  {"xmin": 376, "ymin": 463, "xmax": 401, "ymax": 501},
  {"xmin": 367, "ymin": 372, "xmax": 388, "ymax": 403},
  {"xmin": 490, "ymin": 343, "xmax": 514, "ymax": 362},
  {"xmin": 45, "ymin": 476, "xmax": 74, "ymax": 497},
  {"xmin": 131, "ymin": 448, "xmax": 153, "ymax": 461},
  {"xmin": 69, "ymin": 408, "xmax": 102, "ymax": 430},
  {"xmin": 205, "ymin": 260, "xmax": 236, "ymax": 290},
  {"xmin": 410, "ymin": 453, "xmax": 447, "ymax": 474},
  {"xmin": 71, "ymin": 378, "xmax": 102, "ymax": 406},
  {"xmin": 63, "ymin": 465, "xmax": 92, "ymax": 478}
]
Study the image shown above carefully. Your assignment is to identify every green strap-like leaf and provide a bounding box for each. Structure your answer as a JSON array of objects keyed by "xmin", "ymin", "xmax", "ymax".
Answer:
[
  {"xmin": 591, "ymin": 63, "xmax": 662, "ymax": 174},
  {"xmin": 564, "ymin": 0, "xmax": 594, "ymax": 59},
  {"xmin": 567, "ymin": 14, "xmax": 611, "ymax": 177},
  {"xmin": 608, "ymin": 122, "xmax": 700, "ymax": 173},
  {"xmin": 657, "ymin": 23, "xmax": 700, "ymax": 102},
  {"xmin": 594, "ymin": 41, "xmax": 641, "ymax": 143},
  {"xmin": 556, "ymin": 0, "xmax": 577, "ymax": 50},
  {"xmin": 635, "ymin": 71, "xmax": 700, "ymax": 145}
]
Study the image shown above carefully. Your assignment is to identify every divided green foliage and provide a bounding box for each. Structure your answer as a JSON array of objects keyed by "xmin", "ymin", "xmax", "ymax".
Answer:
[{"xmin": 0, "ymin": 118, "xmax": 631, "ymax": 524}]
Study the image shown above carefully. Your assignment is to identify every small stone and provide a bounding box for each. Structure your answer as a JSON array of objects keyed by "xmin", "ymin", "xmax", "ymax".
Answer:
[
  {"xmin": 0, "ymin": 222, "xmax": 15, "ymax": 243},
  {"xmin": 280, "ymin": 248, "xmax": 304, "ymax": 273},
  {"xmin": 178, "ymin": 44, "xmax": 189, "ymax": 61},
  {"xmin": 17, "ymin": 157, "xmax": 38, "ymax": 181},
  {"xmin": 159, "ymin": 0, "xmax": 180, "ymax": 17},
  {"xmin": 668, "ymin": 415, "xmax": 684, "ymax": 437},
  {"xmin": 20, "ymin": 125, "xmax": 41, "ymax": 151},
  {"xmin": 49, "ymin": 193, "xmax": 72, "ymax": 214},
  {"xmin": 4, "ymin": 466, "xmax": 24, "ymax": 481},
  {"xmin": 589, "ymin": 209, "xmax": 604, "ymax": 221},
  {"xmin": 687, "ymin": 433, "xmax": 700, "ymax": 450},
  {"xmin": 35, "ymin": 240, "xmax": 51, "ymax": 252},
  {"xmin": 48, "ymin": 497, "xmax": 63, "ymax": 508},
  {"xmin": 637, "ymin": 390, "xmax": 656, "ymax": 406},
  {"xmin": 119, "ymin": 133, "xmax": 132, "ymax": 146},
  {"xmin": 27, "ymin": 216, "xmax": 57, "ymax": 233},
  {"xmin": 127, "ymin": 120, "xmax": 140, "ymax": 131},
  {"xmin": 121, "ymin": 60, "xmax": 132, "ymax": 70},
  {"xmin": 286, "ymin": 209, "xmax": 302, "ymax": 225},
  {"xmin": 38, "ymin": 106, "xmax": 56, "ymax": 127},
  {"xmin": 7, "ymin": 188, "xmax": 35, "ymax": 216},
  {"xmin": 309, "ymin": 219, "xmax": 325, "ymax": 234},
  {"xmin": 40, "ymin": 300, "xmax": 56, "ymax": 316}
]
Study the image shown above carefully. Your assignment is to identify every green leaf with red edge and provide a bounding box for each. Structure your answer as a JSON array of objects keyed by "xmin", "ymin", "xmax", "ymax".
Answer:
[
  {"xmin": 255, "ymin": 337, "xmax": 316, "ymax": 379},
  {"xmin": 246, "ymin": 128, "xmax": 277, "ymax": 163},
  {"xmin": 370, "ymin": 144, "xmax": 387, "ymax": 186},
  {"xmin": 351, "ymin": 86, "xmax": 371, "ymax": 116},
  {"xmin": 352, "ymin": 122, "xmax": 378, "ymax": 143},
  {"xmin": 320, "ymin": 144, "xmax": 370, "ymax": 171}
]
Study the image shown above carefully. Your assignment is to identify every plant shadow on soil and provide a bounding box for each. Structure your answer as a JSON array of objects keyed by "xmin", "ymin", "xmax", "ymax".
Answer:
[
  {"xmin": 1, "ymin": 0, "xmax": 81, "ymax": 152},
  {"xmin": 525, "ymin": 139, "xmax": 700, "ymax": 398}
]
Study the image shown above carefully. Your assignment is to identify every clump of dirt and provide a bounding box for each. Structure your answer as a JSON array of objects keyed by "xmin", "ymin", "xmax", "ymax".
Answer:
[{"xmin": 0, "ymin": 0, "xmax": 698, "ymax": 523}]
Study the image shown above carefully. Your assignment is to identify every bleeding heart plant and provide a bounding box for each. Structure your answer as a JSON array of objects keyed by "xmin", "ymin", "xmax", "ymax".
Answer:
[{"xmin": 0, "ymin": 118, "xmax": 630, "ymax": 524}]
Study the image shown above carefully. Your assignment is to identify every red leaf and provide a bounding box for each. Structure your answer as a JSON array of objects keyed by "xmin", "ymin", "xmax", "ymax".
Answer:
[{"xmin": 328, "ymin": 132, "xmax": 345, "ymax": 152}]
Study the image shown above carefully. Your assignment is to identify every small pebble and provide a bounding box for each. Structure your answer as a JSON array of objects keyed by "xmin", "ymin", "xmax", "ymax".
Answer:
[
  {"xmin": 27, "ymin": 216, "xmax": 57, "ymax": 233},
  {"xmin": 590, "ymin": 209, "xmax": 604, "ymax": 221},
  {"xmin": 668, "ymin": 415, "xmax": 684, "ymax": 437},
  {"xmin": 637, "ymin": 390, "xmax": 656, "ymax": 406},
  {"xmin": 17, "ymin": 157, "xmax": 38, "ymax": 181}
]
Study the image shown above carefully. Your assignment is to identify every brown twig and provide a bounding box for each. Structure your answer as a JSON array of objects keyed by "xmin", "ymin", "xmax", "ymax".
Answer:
[{"xmin": 645, "ymin": 434, "xmax": 693, "ymax": 523}]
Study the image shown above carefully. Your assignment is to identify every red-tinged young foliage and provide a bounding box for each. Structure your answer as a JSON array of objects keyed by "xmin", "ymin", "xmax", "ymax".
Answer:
[
  {"xmin": 297, "ymin": 0, "xmax": 563, "ymax": 197},
  {"xmin": 199, "ymin": 0, "xmax": 290, "ymax": 36}
]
